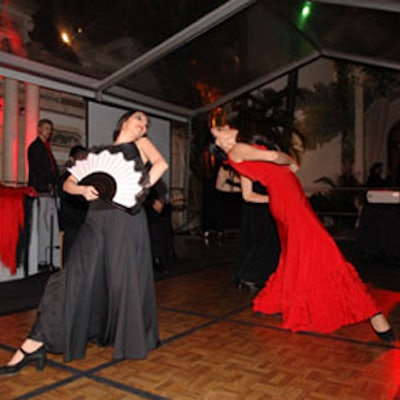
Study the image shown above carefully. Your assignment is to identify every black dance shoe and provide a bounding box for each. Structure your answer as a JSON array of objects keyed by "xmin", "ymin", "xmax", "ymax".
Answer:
[
  {"xmin": 236, "ymin": 280, "xmax": 260, "ymax": 292},
  {"xmin": 373, "ymin": 328, "xmax": 395, "ymax": 343},
  {"xmin": 0, "ymin": 346, "xmax": 46, "ymax": 376}
]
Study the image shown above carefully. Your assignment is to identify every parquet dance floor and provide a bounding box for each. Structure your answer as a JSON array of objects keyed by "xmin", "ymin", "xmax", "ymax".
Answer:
[{"xmin": 0, "ymin": 234, "xmax": 399, "ymax": 399}]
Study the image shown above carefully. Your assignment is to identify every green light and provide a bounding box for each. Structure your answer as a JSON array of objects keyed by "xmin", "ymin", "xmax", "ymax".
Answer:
[
  {"xmin": 299, "ymin": 1, "xmax": 313, "ymax": 28},
  {"xmin": 301, "ymin": 2, "xmax": 312, "ymax": 18}
]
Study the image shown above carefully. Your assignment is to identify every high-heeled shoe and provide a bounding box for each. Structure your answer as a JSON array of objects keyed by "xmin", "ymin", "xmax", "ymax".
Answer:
[
  {"xmin": 236, "ymin": 280, "xmax": 260, "ymax": 292},
  {"xmin": 0, "ymin": 346, "xmax": 46, "ymax": 376},
  {"xmin": 370, "ymin": 313, "xmax": 396, "ymax": 343},
  {"xmin": 373, "ymin": 328, "xmax": 395, "ymax": 343}
]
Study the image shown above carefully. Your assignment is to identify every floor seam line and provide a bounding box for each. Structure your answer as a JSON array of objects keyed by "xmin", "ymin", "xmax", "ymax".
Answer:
[{"xmin": 221, "ymin": 317, "xmax": 398, "ymax": 349}]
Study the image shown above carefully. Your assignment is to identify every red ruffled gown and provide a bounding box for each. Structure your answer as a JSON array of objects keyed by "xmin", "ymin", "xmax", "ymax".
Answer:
[{"xmin": 227, "ymin": 148, "xmax": 380, "ymax": 333}]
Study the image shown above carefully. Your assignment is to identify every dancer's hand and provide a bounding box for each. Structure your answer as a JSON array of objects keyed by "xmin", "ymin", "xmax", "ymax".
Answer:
[
  {"xmin": 272, "ymin": 151, "xmax": 298, "ymax": 171},
  {"xmin": 289, "ymin": 160, "xmax": 299, "ymax": 173},
  {"xmin": 81, "ymin": 185, "xmax": 99, "ymax": 201}
]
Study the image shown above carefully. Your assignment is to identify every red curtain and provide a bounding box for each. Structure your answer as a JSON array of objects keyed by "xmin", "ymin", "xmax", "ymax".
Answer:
[{"xmin": 0, "ymin": 185, "xmax": 37, "ymax": 274}]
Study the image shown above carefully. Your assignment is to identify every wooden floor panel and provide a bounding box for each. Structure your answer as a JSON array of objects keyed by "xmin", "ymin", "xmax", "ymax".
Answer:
[
  {"xmin": 35, "ymin": 377, "xmax": 146, "ymax": 400},
  {"xmin": 96, "ymin": 321, "xmax": 397, "ymax": 400},
  {"xmin": 158, "ymin": 309, "xmax": 213, "ymax": 341},
  {"xmin": 0, "ymin": 257, "xmax": 399, "ymax": 399},
  {"xmin": 156, "ymin": 265, "xmax": 254, "ymax": 316}
]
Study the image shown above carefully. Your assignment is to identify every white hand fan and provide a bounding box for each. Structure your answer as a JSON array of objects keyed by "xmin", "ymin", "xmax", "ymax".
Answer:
[{"xmin": 68, "ymin": 149, "xmax": 144, "ymax": 208}]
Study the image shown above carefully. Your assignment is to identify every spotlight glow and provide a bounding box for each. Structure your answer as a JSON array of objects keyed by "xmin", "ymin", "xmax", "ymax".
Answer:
[{"xmin": 61, "ymin": 31, "xmax": 71, "ymax": 45}]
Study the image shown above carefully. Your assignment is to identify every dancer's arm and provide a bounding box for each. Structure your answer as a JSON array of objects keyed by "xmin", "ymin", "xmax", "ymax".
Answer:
[
  {"xmin": 231, "ymin": 143, "xmax": 298, "ymax": 171},
  {"xmin": 241, "ymin": 176, "xmax": 270, "ymax": 203},
  {"xmin": 136, "ymin": 137, "xmax": 168, "ymax": 187},
  {"xmin": 63, "ymin": 175, "xmax": 99, "ymax": 201}
]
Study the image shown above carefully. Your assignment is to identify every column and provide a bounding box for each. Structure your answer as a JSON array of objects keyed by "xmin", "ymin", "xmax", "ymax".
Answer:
[
  {"xmin": 354, "ymin": 69, "xmax": 365, "ymax": 183},
  {"xmin": 24, "ymin": 83, "xmax": 39, "ymax": 182},
  {"xmin": 2, "ymin": 78, "xmax": 19, "ymax": 184}
]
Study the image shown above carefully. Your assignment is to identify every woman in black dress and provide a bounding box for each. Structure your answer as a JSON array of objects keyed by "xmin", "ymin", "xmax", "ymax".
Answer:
[
  {"xmin": 236, "ymin": 175, "xmax": 280, "ymax": 290},
  {"xmin": 0, "ymin": 110, "xmax": 168, "ymax": 374}
]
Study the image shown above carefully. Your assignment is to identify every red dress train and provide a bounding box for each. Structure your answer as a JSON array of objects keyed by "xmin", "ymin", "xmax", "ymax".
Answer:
[{"xmin": 227, "ymin": 150, "xmax": 379, "ymax": 333}]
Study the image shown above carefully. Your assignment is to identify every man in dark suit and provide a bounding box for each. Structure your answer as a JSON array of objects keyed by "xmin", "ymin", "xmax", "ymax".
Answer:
[{"xmin": 28, "ymin": 119, "xmax": 59, "ymax": 194}]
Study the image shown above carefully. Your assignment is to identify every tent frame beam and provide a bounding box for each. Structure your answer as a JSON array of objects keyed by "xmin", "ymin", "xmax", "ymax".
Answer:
[
  {"xmin": 312, "ymin": 0, "xmax": 400, "ymax": 13},
  {"xmin": 95, "ymin": 0, "xmax": 256, "ymax": 94},
  {"xmin": 195, "ymin": 51, "xmax": 321, "ymax": 115},
  {"xmin": 0, "ymin": 51, "xmax": 191, "ymax": 121},
  {"xmin": 322, "ymin": 49, "xmax": 400, "ymax": 71},
  {"xmin": 2, "ymin": 1, "xmax": 400, "ymax": 120}
]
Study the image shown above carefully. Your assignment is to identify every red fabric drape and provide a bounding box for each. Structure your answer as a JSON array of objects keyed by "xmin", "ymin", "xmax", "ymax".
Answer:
[{"xmin": 0, "ymin": 185, "xmax": 37, "ymax": 274}]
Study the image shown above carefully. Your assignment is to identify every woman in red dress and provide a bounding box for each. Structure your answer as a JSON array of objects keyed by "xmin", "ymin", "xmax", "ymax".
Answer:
[{"xmin": 211, "ymin": 124, "xmax": 394, "ymax": 341}]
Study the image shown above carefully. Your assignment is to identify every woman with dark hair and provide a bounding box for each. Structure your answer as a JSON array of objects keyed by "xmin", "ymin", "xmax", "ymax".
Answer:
[
  {"xmin": 0, "ymin": 110, "xmax": 168, "ymax": 375},
  {"xmin": 210, "ymin": 124, "xmax": 394, "ymax": 341},
  {"xmin": 366, "ymin": 162, "xmax": 386, "ymax": 188}
]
